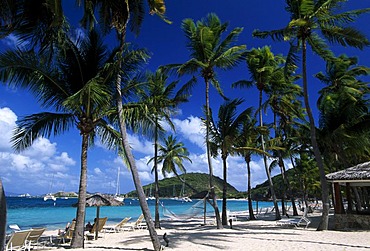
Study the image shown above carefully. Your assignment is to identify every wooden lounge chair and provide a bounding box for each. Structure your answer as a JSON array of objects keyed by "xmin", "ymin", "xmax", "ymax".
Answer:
[
  {"xmin": 122, "ymin": 214, "xmax": 146, "ymax": 231},
  {"xmin": 103, "ymin": 217, "xmax": 131, "ymax": 233},
  {"xmin": 56, "ymin": 220, "xmax": 76, "ymax": 244},
  {"xmin": 276, "ymin": 207, "xmax": 311, "ymax": 229},
  {"xmin": 86, "ymin": 217, "xmax": 108, "ymax": 240},
  {"xmin": 26, "ymin": 227, "xmax": 46, "ymax": 249},
  {"xmin": 5, "ymin": 230, "xmax": 31, "ymax": 251}
]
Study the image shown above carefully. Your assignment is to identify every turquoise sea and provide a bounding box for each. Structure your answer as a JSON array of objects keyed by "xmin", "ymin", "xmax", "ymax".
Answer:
[{"xmin": 6, "ymin": 197, "xmax": 283, "ymax": 233}]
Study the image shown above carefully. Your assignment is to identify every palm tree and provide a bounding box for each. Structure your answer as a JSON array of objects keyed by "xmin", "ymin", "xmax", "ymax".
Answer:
[
  {"xmin": 264, "ymin": 64, "xmax": 302, "ymax": 216},
  {"xmin": 253, "ymin": 0, "xmax": 370, "ymax": 230},
  {"xmin": 141, "ymin": 68, "xmax": 193, "ymax": 228},
  {"xmin": 209, "ymin": 98, "xmax": 252, "ymax": 225},
  {"xmin": 168, "ymin": 13, "xmax": 246, "ymax": 228},
  {"xmin": 0, "ymin": 30, "xmax": 123, "ymax": 247},
  {"xmin": 233, "ymin": 46, "xmax": 283, "ymax": 220},
  {"xmin": 78, "ymin": 1, "xmax": 168, "ymax": 249},
  {"xmin": 234, "ymin": 115, "xmax": 262, "ymax": 220},
  {"xmin": 0, "ymin": 179, "xmax": 6, "ymax": 250},
  {"xmin": 156, "ymin": 135, "xmax": 192, "ymax": 178},
  {"xmin": 316, "ymin": 54, "xmax": 370, "ymax": 167}
]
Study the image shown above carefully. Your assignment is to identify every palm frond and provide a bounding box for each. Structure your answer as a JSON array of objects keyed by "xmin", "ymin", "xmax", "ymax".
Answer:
[{"xmin": 11, "ymin": 112, "xmax": 75, "ymax": 152}]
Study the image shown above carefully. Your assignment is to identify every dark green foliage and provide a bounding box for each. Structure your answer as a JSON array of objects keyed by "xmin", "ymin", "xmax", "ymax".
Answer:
[{"xmin": 126, "ymin": 173, "xmax": 240, "ymax": 198}]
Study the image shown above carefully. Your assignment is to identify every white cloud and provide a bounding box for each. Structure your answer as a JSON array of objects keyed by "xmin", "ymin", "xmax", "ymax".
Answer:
[
  {"xmin": 0, "ymin": 107, "xmax": 17, "ymax": 151},
  {"xmin": 173, "ymin": 116, "xmax": 205, "ymax": 150}
]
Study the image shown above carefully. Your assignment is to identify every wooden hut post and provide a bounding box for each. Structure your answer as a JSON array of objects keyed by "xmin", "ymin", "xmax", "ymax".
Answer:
[{"xmin": 333, "ymin": 183, "xmax": 344, "ymax": 214}]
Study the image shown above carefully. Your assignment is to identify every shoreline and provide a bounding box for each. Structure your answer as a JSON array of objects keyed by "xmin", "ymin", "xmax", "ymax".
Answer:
[{"xmin": 37, "ymin": 210, "xmax": 370, "ymax": 251}]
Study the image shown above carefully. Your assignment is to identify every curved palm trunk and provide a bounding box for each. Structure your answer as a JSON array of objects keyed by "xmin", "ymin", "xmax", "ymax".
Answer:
[
  {"xmin": 71, "ymin": 134, "xmax": 88, "ymax": 248},
  {"xmin": 205, "ymin": 78, "xmax": 222, "ymax": 229},
  {"xmin": 258, "ymin": 89, "xmax": 281, "ymax": 220},
  {"xmin": 154, "ymin": 122, "xmax": 160, "ymax": 228},
  {"xmin": 221, "ymin": 155, "xmax": 228, "ymax": 225},
  {"xmin": 0, "ymin": 179, "xmax": 7, "ymax": 250},
  {"xmin": 279, "ymin": 157, "xmax": 298, "ymax": 216},
  {"xmin": 115, "ymin": 32, "xmax": 161, "ymax": 250},
  {"xmin": 302, "ymin": 39, "xmax": 329, "ymax": 230},
  {"xmin": 246, "ymin": 157, "xmax": 256, "ymax": 220}
]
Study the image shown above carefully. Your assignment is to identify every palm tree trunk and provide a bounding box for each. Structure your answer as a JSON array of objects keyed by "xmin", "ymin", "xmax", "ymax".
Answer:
[
  {"xmin": 116, "ymin": 32, "xmax": 161, "ymax": 250},
  {"xmin": 0, "ymin": 179, "xmax": 7, "ymax": 250},
  {"xmin": 71, "ymin": 134, "xmax": 88, "ymax": 248},
  {"xmin": 302, "ymin": 39, "xmax": 330, "ymax": 230},
  {"xmin": 258, "ymin": 89, "xmax": 281, "ymax": 220},
  {"xmin": 246, "ymin": 158, "xmax": 256, "ymax": 220},
  {"xmin": 154, "ymin": 121, "xmax": 160, "ymax": 228},
  {"xmin": 205, "ymin": 78, "xmax": 222, "ymax": 229},
  {"xmin": 222, "ymin": 155, "xmax": 228, "ymax": 225}
]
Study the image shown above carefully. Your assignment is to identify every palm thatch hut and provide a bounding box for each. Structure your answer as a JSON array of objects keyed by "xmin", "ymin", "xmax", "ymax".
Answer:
[
  {"xmin": 73, "ymin": 194, "xmax": 123, "ymax": 239},
  {"xmin": 326, "ymin": 161, "xmax": 370, "ymax": 229}
]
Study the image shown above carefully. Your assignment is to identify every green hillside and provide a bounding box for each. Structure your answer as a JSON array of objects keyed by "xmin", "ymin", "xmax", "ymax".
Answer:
[{"xmin": 126, "ymin": 173, "xmax": 243, "ymax": 199}]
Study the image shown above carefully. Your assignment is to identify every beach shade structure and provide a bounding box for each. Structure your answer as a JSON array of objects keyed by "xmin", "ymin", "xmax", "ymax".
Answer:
[{"xmin": 73, "ymin": 194, "xmax": 123, "ymax": 240}]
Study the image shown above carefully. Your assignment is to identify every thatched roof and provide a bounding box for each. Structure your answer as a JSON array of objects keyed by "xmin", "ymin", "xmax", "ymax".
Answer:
[
  {"xmin": 72, "ymin": 194, "xmax": 124, "ymax": 207},
  {"xmin": 326, "ymin": 161, "xmax": 370, "ymax": 183}
]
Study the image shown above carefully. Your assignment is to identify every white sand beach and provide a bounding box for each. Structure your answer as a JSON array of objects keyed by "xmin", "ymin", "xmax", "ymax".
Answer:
[{"xmin": 42, "ymin": 211, "xmax": 370, "ymax": 251}]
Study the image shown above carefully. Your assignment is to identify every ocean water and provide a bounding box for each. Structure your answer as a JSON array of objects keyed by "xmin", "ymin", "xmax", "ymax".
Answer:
[{"xmin": 6, "ymin": 197, "xmax": 283, "ymax": 233}]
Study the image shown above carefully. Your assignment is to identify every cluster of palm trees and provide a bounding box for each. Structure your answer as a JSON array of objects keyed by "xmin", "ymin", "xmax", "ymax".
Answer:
[{"xmin": 0, "ymin": 1, "xmax": 369, "ymax": 250}]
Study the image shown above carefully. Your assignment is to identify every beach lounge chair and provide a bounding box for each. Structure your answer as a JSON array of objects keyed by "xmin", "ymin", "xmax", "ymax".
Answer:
[
  {"xmin": 103, "ymin": 217, "xmax": 131, "ymax": 233},
  {"xmin": 122, "ymin": 214, "xmax": 146, "ymax": 231},
  {"xmin": 26, "ymin": 227, "xmax": 46, "ymax": 249},
  {"xmin": 56, "ymin": 220, "xmax": 76, "ymax": 244},
  {"xmin": 5, "ymin": 229, "xmax": 32, "ymax": 251},
  {"xmin": 86, "ymin": 217, "xmax": 108, "ymax": 240},
  {"xmin": 8, "ymin": 224, "xmax": 22, "ymax": 232},
  {"xmin": 276, "ymin": 207, "xmax": 311, "ymax": 229}
]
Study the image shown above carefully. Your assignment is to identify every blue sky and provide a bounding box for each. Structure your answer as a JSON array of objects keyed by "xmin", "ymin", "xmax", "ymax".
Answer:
[{"xmin": 0, "ymin": 0, "xmax": 369, "ymax": 196}]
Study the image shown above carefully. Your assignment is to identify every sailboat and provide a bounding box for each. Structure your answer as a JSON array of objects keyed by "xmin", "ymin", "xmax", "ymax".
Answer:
[
  {"xmin": 44, "ymin": 175, "xmax": 56, "ymax": 201},
  {"xmin": 146, "ymin": 184, "xmax": 155, "ymax": 200},
  {"xmin": 114, "ymin": 166, "xmax": 124, "ymax": 202},
  {"xmin": 177, "ymin": 179, "xmax": 192, "ymax": 202}
]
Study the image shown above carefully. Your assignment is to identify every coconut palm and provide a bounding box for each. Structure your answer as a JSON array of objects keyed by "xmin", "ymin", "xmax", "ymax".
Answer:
[
  {"xmin": 233, "ymin": 46, "xmax": 283, "ymax": 220},
  {"xmin": 0, "ymin": 30, "xmax": 124, "ymax": 246},
  {"xmin": 140, "ymin": 68, "xmax": 193, "ymax": 228},
  {"xmin": 316, "ymin": 54, "xmax": 370, "ymax": 167},
  {"xmin": 209, "ymin": 98, "xmax": 252, "ymax": 225},
  {"xmin": 166, "ymin": 13, "xmax": 246, "ymax": 228},
  {"xmin": 264, "ymin": 64, "xmax": 302, "ymax": 216},
  {"xmin": 234, "ymin": 115, "xmax": 262, "ymax": 220},
  {"xmin": 0, "ymin": 179, "xmax": 6, "ymax": 250},
  {"xmin": 78, "ymin": 1, "xmax": 168, "ymax": 249},
  {"xmin": 253, "ymin": 0, "xmax": 370, "ymax": 230}
]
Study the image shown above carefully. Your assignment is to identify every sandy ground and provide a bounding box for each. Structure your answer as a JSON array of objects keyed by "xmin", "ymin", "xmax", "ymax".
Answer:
[{"xmin": 36, "ymin": 210, "xmax": 370, "ymax": 251}]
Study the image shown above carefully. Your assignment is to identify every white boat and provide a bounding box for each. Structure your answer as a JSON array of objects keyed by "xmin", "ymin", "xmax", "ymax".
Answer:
[
  {"xmin": 114, "ymin": 166, "xmax": 125, "ymax": 202},
  {"xmin": 43, "ymin": 193, "xmax": 56, "ymax": 201},
  {"xmin": 146, "ymin": 184, "xmax": 155, "ymax": 200},
  {"xmin": 176, "ymin": 179, "xmax": 192, "ymax": 202}
]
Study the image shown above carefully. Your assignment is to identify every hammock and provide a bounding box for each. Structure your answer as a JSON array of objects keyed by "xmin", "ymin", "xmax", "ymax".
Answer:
[{"xmin": 161, "ymin": 199, "xmax": 205, "ymax": 220}]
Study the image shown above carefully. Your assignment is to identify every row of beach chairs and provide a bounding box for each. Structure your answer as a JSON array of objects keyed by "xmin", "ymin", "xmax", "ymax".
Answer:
[
  {"xmin": 5, "ymin": 214, "xmax": 146, "ymax": 250},
  {"xmin": 5, "ymin": 226, "xmax": 47, "ymax": 251}
]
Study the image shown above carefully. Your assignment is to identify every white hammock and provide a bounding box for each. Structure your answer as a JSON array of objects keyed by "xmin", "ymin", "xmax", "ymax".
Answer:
[{"xmin": 161, "ymin": 199, "xmax": 205, "ymax": 220}]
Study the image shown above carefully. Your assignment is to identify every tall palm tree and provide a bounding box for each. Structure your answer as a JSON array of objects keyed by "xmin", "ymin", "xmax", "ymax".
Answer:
[
  {"xmin": 264, "ymin": 64, "xmax": 302, "ymax": 216},
  {"xmin": 79, "ymin": 1, "xmax": 168, "ymax": 249},
  {"xmin": 0, "ymin": 179, "xmax": 6, "ymax": 250},
  {"xmin": 209, "ymin": 99, "xmax": 252, "ymax": 225},
  {"xmin": 234, "ymin": 115, "xmax": 263, "ymax": 220},
  {"xmin": 316, "ymin": 54, "xmax": 370, "ymax": 167},
  {"xmin": 253, "ymin": 0, "xmax": 370, "ymax": 230},
  {"xmin": 233, "ymin": 46, "xmax": 283, "ymax": 220},
  {"xmin": 168, "ymin": 13, "xmax": 246, "ymax": 228},
  {"xmin": 140, "ymin": 68, "xmax": 193, "ymax": 228},
  {"xmin": 0, "ymin": 30, "xmax": 123, "ymax": 246}
]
